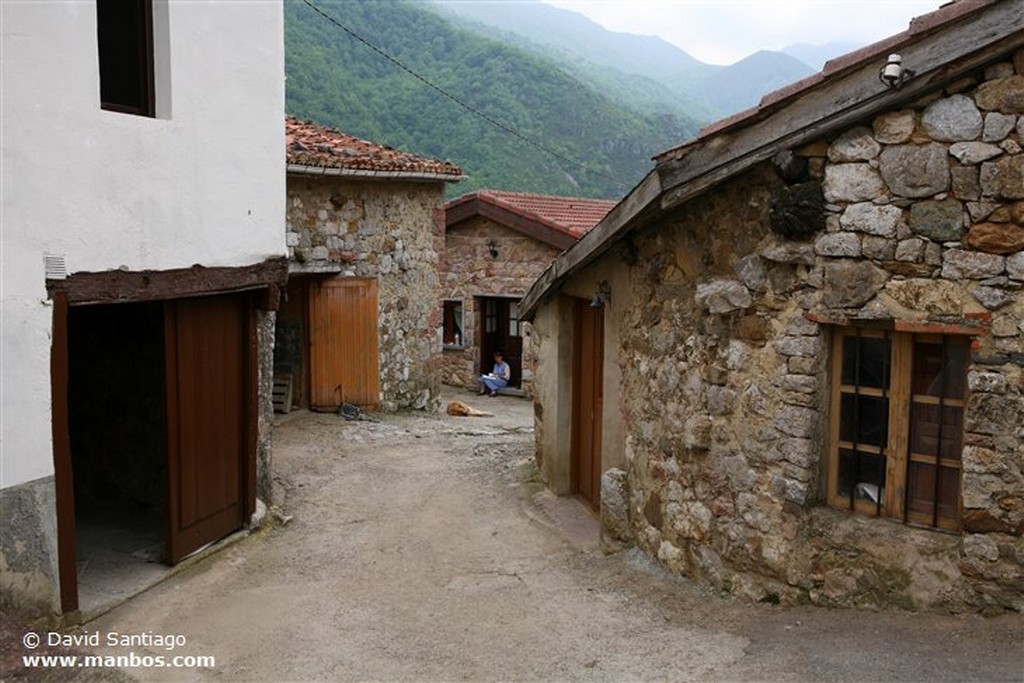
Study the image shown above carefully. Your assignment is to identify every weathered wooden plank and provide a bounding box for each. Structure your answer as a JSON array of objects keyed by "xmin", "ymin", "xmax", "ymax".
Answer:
[
  {"xmin": 520, "ymin": 170, "xmax": 661, "ymax": 318},
  {"xmin": 659, "ymin": 6, "xmax": 1024, "ymax": 206},
  {"xmin": 48, "ymin": 257, "xmax": 289, "ymax": 305}
]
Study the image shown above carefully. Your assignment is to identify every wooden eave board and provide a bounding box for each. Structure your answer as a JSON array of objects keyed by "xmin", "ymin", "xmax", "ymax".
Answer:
[{"xmin": 519, "ymin": 1, "xmax": 1024, "ymax": 320}]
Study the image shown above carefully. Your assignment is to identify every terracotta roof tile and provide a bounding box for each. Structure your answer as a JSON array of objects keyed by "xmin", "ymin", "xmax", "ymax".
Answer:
[
  {"xmin": 286, "ymin": 116, "xmax": 463, "ymax": 178},
  {"xmin": 448, "ymin": 190, "xmax": 616, "ymax": 239}
]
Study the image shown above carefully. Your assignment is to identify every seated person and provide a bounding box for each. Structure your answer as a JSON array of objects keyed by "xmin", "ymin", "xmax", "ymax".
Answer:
[{"xmin": 478, "ymin": 351, "xmax": 511, "ymax": 396}]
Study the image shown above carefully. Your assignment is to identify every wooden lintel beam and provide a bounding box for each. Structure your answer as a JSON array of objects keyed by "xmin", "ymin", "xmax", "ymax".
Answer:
[{"xmin": 47, "ymin": 257, "xmax": 290, "ymax": 306}]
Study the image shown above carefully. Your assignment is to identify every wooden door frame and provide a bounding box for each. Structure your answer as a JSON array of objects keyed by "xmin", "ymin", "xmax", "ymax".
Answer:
[
  {"xmin": 477, "ymin": 295, "xmax": 523, "ymax": 388},
  {"xmin": 51, "ymin": 292, "xmax": 78, "ymax": 613},
  {"xmin": 570, "ymin": 297, "xmax": 604, "ymax": 510},
  {"xmin": 51, "ymin": 290, "xmax": 262, "ymax": 611}
]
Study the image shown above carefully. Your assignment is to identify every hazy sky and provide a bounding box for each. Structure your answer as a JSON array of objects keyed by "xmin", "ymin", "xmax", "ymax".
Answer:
[{"xmin": 544, "ymin": 0, "xmax": 942, "ymax": 65}]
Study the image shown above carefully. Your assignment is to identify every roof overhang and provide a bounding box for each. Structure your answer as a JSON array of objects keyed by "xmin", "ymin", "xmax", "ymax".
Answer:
[
  {"xmin": 446, "ymin": 195, "xmax": 578, "ymax": 251},
  {"xmin": 520, "ymin": 0, "xmax": 1024, "ymax": 320},
  {"xmin": 287, "ymin": 163, "xmax": 464, "ymax": 183}
]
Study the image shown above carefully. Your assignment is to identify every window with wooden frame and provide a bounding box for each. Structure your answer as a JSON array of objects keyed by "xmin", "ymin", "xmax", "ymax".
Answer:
[
  {"xmin": 442, "ymin": 300, "xmax": 464, "ymax": 347},
  {"xmin": 828, "ymin": 328, "xmax": 969, "ymax": 531},
  {"xmin": 508, "ymin": 301, "xmax": 521, "ymax": 338},
  {"xmin": 483, "ymin": 299, "xmax": 498, "ymax": 334},
  {"xmin": 96, "ymin": 0, "xmax": 155, "ymax": 117}
]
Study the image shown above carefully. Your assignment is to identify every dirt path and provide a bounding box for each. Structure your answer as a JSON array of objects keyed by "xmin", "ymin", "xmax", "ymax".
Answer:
[{"xmin": 20, "ymin": 391, "xmax": 1023, "ymax": 681}]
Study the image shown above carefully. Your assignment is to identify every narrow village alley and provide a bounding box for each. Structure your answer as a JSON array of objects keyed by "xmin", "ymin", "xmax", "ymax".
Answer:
[{"xmin": 6, "ymin": 391, "xmax": 1022, "ymax": 682}]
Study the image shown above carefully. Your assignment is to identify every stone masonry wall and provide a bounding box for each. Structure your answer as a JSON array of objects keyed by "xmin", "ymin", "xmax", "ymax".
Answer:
[
  {"xmin": 613, "ymin": 55, "xmax": 1024, "ymax": 611},
  {"xmin": 441, "ymin": 217, "xmax": 561, "ymax": 394},
  {"xmin": 287, "ymin": 177, "xmax": 446, "ymax": 411}
]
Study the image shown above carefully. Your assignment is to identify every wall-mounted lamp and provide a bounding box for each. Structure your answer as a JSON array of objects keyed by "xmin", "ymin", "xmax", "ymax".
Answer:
[
  {"xmin": 486, "ymin": 239, "xmax": 498, "ymax": 259},
  {"xmin": 879, "ymin": 53, "xmax": 914, "ymax": 90},
  {"xmin": 590, "ymin": 280, "xmax": 612, "ymax": 308}
]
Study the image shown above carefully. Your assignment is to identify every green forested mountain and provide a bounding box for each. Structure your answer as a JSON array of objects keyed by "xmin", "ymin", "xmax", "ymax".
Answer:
[{"xmin": 285, "ymin": 0, "xmax": 701, "ymax": 198}]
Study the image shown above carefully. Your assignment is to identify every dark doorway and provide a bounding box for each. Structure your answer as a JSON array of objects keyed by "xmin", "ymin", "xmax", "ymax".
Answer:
[
  {"xmin": 58, "ymin": 293, "xmax": 254, "ymax": 612},
  {"xmin": 571, "ymin": 298, "xmax": 604, "ymax": 510},
  {"xmin": 478, "ymin": 297, "xmax": 522, "ymax": 388},
  {"xmin": 68, "ymin": 301, "xmax": 167, "ymax": 610}
]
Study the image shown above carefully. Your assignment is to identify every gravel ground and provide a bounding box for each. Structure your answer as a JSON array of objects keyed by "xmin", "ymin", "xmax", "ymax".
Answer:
[{"xmin": 4, "ymin": 390, "xmax": 1022, "ymax": 682}]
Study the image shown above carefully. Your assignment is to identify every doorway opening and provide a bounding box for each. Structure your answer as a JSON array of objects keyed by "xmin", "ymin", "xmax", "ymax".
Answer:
[
  {"xmin": 67, "ymin": 301, "xmax": 169, "ymax": 611},
  {"xmin": 478, "ymin": 296, "xmax": 522, "ymax": 388},
  {"xmin": 56, "ymin": 292, "xmax": 254, "ymax": 614}
]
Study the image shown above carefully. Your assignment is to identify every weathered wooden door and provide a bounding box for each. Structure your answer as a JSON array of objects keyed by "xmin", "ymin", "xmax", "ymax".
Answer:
[
  {"xmin": 164, "ymin": 294, "xmax": 249, "ymax": 563},
  {"xmin": 479, "ymin": 297, "xmax": 523, "ymax": 387},
  {"xmin": 571, "ymin": 298, "xmax": 604, "ymax": 510},
  {"xmin": 309, "ymin": 276, "xmax": 380, "ymax": 410}
]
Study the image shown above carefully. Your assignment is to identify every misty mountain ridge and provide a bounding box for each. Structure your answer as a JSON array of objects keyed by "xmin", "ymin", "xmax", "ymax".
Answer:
[{"xmin": 429, "ymin": 0, "xmax": 844, "ymax": 118}]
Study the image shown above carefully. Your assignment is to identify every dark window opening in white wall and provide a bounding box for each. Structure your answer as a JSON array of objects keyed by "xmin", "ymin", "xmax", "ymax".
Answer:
[{"xmin": 97, "ymin": 0, "xmax": 155, "ymax": 116}]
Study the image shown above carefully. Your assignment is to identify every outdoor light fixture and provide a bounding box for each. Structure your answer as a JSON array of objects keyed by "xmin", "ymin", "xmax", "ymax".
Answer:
[
  {"xmin": 879, "ymin": 54, "xmax": 914, "ymax": 90},
  {"xmin": 487, "ymin": 239, "xmax": 498, "ymax": 258},
  {"xmin": 590, "ymin": 280, "xmax": 612, "ymax": 308}
]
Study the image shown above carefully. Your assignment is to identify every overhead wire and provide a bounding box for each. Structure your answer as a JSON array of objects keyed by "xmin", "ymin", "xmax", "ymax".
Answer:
[{"xmin": 299, "ymin": 0, "xmax": 630, "ymax": 191}]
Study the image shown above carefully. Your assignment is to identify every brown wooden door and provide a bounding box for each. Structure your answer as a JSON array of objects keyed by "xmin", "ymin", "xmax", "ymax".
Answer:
[
  {"xmin": 309, "ymin": 276, "xmax": 380, "ymax": 410},
  {"xmin": 479, "ymin": 297, "xmax": 523, "ymax": 387},
  {"xmin": 571, "ymin": 298, "xmax": 604, "ymax": 510},
  {"xmin": 165, "ymin": 294, "xmax": 248, "ymax": 563}
]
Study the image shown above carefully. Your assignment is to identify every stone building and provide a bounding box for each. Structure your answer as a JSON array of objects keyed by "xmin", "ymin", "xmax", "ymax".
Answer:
[
  {"xmin": 441, "ymin": 191, "xmax": 614, "ymax": 395},
  {"xmin": 2, "ymin": 3, "xmax": 286, "ymax": 616},
  {"xmin": 279, "ymin": 117, "xmax": 463, "ymax": 413},
  {"xmin": 521, "ymin": 0, "xmax": 1024, "ymax": 611}
]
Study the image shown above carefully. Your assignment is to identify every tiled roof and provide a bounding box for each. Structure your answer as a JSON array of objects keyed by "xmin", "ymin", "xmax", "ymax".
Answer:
[
  {"xmin": 286, "ymin": 116, "xmax": 463, "ymax": 180},
  {"xmin": 446, "ymin": 190, "xmax": 616, "ymax": 239}
]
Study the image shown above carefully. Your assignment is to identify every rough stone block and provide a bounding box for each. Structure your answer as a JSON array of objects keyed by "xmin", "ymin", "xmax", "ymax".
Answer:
[
  {"xmin": 1007, "ymin": 252, "xmax": 1024, "ymax": 280},
  {"xmin": 980, "ymin": 156, "xmax": 1024, "ymax": 199},
  {"xmin": 971, "ymin": 285, "xmax": 1011, "ymax": 310},
  {"xmin": 774, "ymin": 335, "xmax": 819, "ymax": 358},
  {"xmin": 950, "ymin": 166, "xmax": 981, "ymax": 201},
  {"xmin": 872, "ymin": 110, "xmax": 915, "ymax": 144},
  {"xmin": 823, "ymin": 163, "xmax": 886, "ymax": 203},
  {"xmin": 921, "ymin": 94, "xmax": 983, "ymax": 141},
  {"xmin": 974, "ymin": 74, "xmax": 1024, "ymax": 113},
  {"xmin": 965, "ymin": 222, "xmax": 1024, "ymax": 255},
  {"xmin": 814, "ymin": 232, "xmax": 860, "ymax": 257},
  {"xmin": 941, "ymin": 249, "xmax": 1005, "ymax": 279},
  {"xmin": 908, "ymin": 198, "xmax": 965, "ymax": 242},
  {"xmin": 983, "ymin": 112, "xmax": 1016, "ymax": 142},
  {"xmin": 600, "ymin": 468, "xmax": 633, "ymax": 549},
  {"xmin": 828, "ymin": 126, "xmax": 881, "ymax": 162},
  {"xmin": 779, "ymin": 374, "xmax": 818, "ymax": 394},
  {"xmin": 773, "ymin": 406, "xmax": 818, "ymax": 438},
  {"xmin": 962, "ymin": 534, "xmax": 1000, "ymax": 562},
  {"xmin": 879, "ymin": 144, "xmax": 950, "ymax": 198},
  {"xmin": 840, "ymin": 202, "xmax": 902, "ymax": 237},
  {"xmin": 695, "ymin": 279, "xmax": 752, "ymax": 314},
  {"xmin": 948, "ymin": 141, "xmax": 1002, "ymax": 164},
  {"xmin": 968, "ymin": 370, "xmax": 1008, "ymax": 394},
  {"xmin": 760, "ymin": 243, "xmax": 816, "ymax": 265},
  {"xmin": 862, "ymin": 235, "xmax": 896, "ymax": 261},
  {"xmin": 707, "ymin": 386, "xmax": 738, "ymax": 416},
  {"xmin": 895, "ymin": 237, "xmax": 926, "ymax": 262},
  {"xmin": 822, "ymin": 261, "xmax": 889, "ymax": 308}
]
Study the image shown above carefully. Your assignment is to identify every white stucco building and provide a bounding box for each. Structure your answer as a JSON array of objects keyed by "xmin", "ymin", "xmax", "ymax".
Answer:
[{"xmin": 1, "ymin": 0, "xmax": 286, "ymax": 616}]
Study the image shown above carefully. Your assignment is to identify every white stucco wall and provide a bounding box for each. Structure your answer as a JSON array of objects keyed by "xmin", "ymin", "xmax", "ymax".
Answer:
[{"xmin": 1, "ymin": 1, "xmax": 286, "ymax": 488}]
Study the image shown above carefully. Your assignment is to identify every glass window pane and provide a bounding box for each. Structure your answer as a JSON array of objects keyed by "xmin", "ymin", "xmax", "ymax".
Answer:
[
  {"xmin": 937, "ymin": 466, "xmax": 960, "ymax": 523},
  {"xmin": 838, "ymin": 448, "xmax": 886, "ymax": 505},
  {"xmin": 907, "ymin": 462, "xmax": 960, "ymax": 525},
  {"xmin": 839, "ymin": 394, "xmax": 889, "ymax": 447},
  {"xmin": 910, "ymin": 404, "xmax": 964, "ymax": 460},
  {"xmin": 912, "ymin": 340, "xmax": 967, "ymax": 398},
  {"xmin": 906, "ymin": 461, "xmax": 935, "ymax": 517},
  {"xmin": 841, "ymin": 335, "xmax": 890, "ymax": 388}
]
